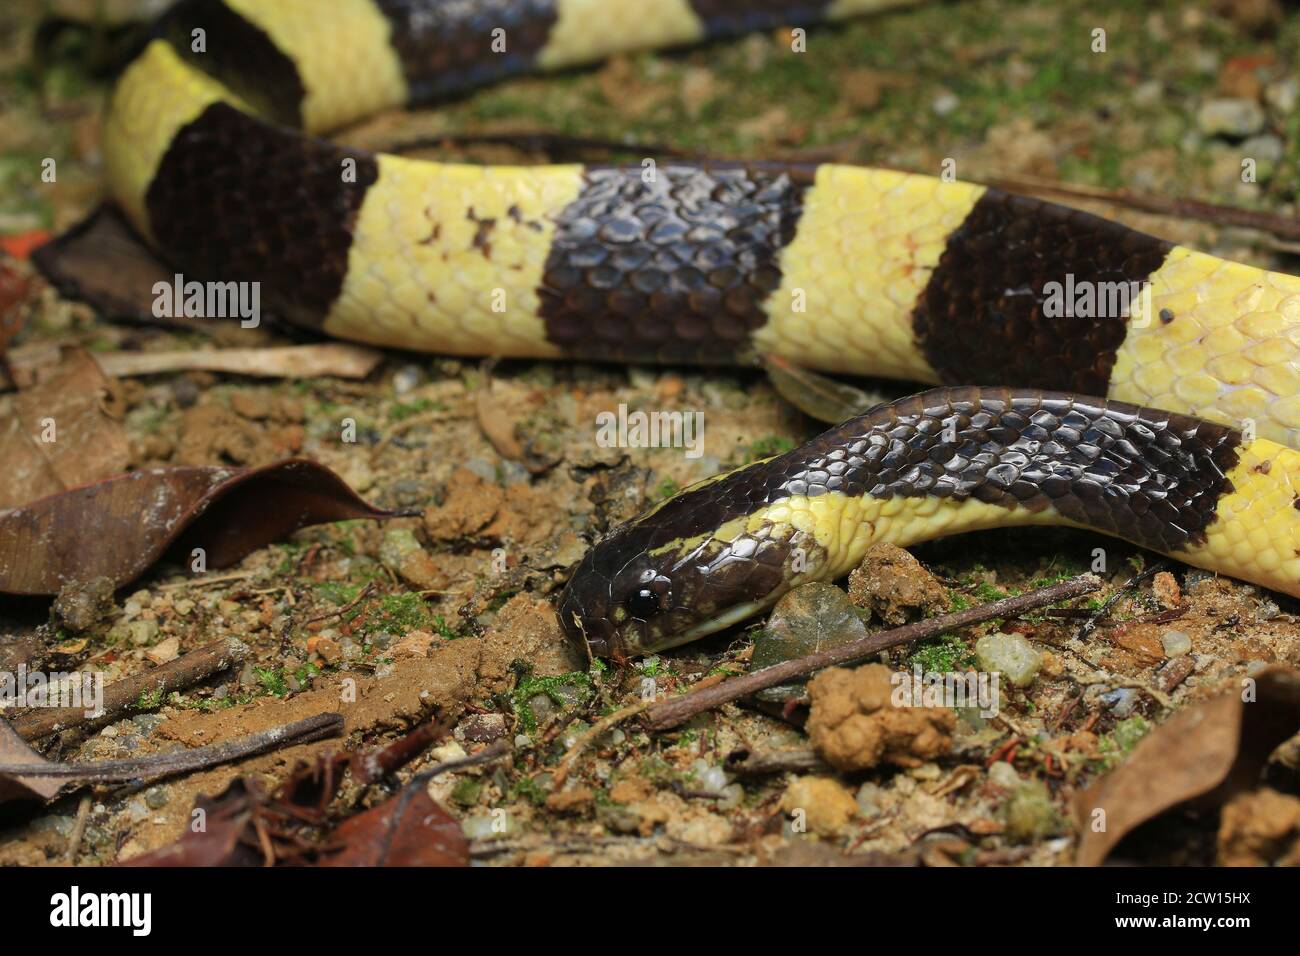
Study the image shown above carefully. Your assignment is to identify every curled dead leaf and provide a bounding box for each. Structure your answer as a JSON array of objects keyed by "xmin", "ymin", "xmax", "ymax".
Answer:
[
  {"xmin": 0, "ymin": 719, "xmax": 62, "ymax": 804},
  {"xmin": 1074, "ymin": 665, "xmax": 1300, "ymax": 866},
  {"xmin": 0, "ymin": 458, "xmax": 408, "ymax": 596},
  {"xmin": 0, "ymin": 347, "xmax": 128, "ymax": 509},
  {"xmin": 319, "ymin": 787, "xmax": 468, "ymax": 867}
]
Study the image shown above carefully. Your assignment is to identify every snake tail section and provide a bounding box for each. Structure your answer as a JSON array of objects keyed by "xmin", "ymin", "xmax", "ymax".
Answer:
[
  {"xmin": 559, "ymin": 387, "xmax": 1300, "ymax": 657},
  {"xmin": 98, "ymin": 0, "xmax": 1300, "ymax": 448}
]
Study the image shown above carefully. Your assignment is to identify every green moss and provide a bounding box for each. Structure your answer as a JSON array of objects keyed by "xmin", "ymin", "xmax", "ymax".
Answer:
[
  {"xmin": 255, "ymin": 667, "xmax": 290, "ymax": 698},
  {"xmin": 509, "ymin": 776, "xmax": 548, "ymax": 807},
  {"xmin": 134, "ymin": 688, "xmax": 163, "ymax": 710},
  {"xmin": 1111, "ymin": 715, "xmax": 1151, "ymax": 754},
  {"xmin": 510, "ymin": 671, "xmax": 594, "ymax": 733},
  {"xmin": 353, "ymin": 593, "xmax": 429, "ymax": 637},
  {"xmin": 907, "ymin": 633, "xmax": 975, "ymax": 673},
  {"xmin": 386, "ymin": 397, "xmax": 444, "ymax": 421},
  {"xmin": 744, "ymin": 435, "xmax": 796, "ymax": 463},
  {"xmin": 314, "ymin": 581, "xmax": 362, "ymax": 606},
  {"xmin": 636, "ymin": 656, "xmax": 662, "ymax": 678},
  {"xmin": 1002, "ymin": 780, "xmax": 1062, "ymax": 844},
  {"xmin": 654, "ymin": 477, "xmax": 681, "ymax": 501},
  {"xmin": 451, "ymin": 777, "xmax": 483, "ymax": 808},
  {"xmin": 968, "ymin": 580, "xmax": 1007, "ymax": 603}
]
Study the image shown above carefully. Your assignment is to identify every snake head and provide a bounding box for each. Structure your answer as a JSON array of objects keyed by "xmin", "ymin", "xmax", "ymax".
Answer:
[{"xmin": 557, "ymin": 467, "xmax": 810, "ymax": 659}]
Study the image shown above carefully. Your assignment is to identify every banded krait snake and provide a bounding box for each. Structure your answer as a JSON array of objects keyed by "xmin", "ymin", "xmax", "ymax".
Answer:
[{"xmin": 94, "ymin": 0, "xmax": 1300, "ymax": 656}]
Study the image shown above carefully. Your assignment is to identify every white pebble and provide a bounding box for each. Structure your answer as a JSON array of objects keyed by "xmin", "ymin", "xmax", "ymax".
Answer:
[{"xmin": 1161, "ymin": 630, "xmax": 1192, "ymax": 657}]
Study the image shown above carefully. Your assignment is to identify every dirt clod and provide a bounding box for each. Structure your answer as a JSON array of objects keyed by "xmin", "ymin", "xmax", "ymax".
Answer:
[
  {"xmin": 806, "ymin": 664, "xmax": 956, "ymax": 771},
  {"xmin": 52, "ymin": 575, "xmax": 116, "ymax": 632},
  {"xmin": 780, "ymin": 776, "xmax": 859, "ymax": 836},
  {"xmin": 1217, "ymin": 788, "xmax": 1300, "ymax": 866},
  {"xmin": 848, "ymin": 543, "xmax": 948, "ymax": 626}
]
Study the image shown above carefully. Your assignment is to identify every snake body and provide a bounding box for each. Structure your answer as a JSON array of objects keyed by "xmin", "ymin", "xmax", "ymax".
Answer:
[
  {"xmin": 559, "ymin": 387, "xmax": 1300, "ymax": 657},
  {"xmin": 97, "ymin": 0, "xmax": 1300, "ymax": 655}
]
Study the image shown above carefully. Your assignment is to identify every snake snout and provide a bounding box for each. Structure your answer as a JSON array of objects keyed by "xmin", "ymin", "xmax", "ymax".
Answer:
[{"xmin": 557, "ymin": 557, "xmax": 615, "ymax": 660}]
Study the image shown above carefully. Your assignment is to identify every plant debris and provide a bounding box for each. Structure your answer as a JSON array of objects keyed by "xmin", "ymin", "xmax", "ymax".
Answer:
[{"xmin": 0, "ymin": 458, "xmax": 405, "ymax": 595}]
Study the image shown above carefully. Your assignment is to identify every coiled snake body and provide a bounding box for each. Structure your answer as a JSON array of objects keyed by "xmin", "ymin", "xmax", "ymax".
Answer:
[{"xmin": 102, "ymin": 0, "xmax": 1300, "ymax": 656}]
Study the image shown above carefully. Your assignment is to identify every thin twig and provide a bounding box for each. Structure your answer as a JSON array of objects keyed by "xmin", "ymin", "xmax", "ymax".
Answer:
[
  {"xmin": 552, "ymin": 698, "xmax": 657, "ymax": 788},
  {"xmin": 985, "ymin": 173, "xmax": 1300, "ymax": 243},
  {"xmin": 724, "ymin": 746, "xmax": 831, "ymax": 777},
  {"xmin": 1077, "ymin": 562, "xmax": 1165, "ymax": 639},
  {"xmin": 642, "ymin": 573, "xmax": 1102, "ymax": 731},
  {"xmin": 0, "ymin": 712, "xmax": 344, "ymax": 782},
  {"xmin": 303, "ymin": 582, "xmax": 377, "ymax": 625},
  {"xmin": 65, "ymin": 794, "xmax": 92, "ymax": 862},
  {"xmin": 11, "ymin": 637, "xmax": 250, "ymax": 740},
  {"xmin": 157, "ymin": 571, "xmax": 257, "ymax": 591}
]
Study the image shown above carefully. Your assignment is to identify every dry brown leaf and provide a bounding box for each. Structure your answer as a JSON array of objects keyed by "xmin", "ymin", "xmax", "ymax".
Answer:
[
  {"xmin": 0, "ymin": 458, "xmax": 406, "ymax": 596},
  {"xmin": 0, "ymin": 719, "xmax": 62, "ymax": 804},
  {"xmin": 475, "ymin": 388, "xmax": 528, "ymax": 463},
  {"xmin": 319, "ymin": 787, "xmax": 468, "ymax": 867},
  {"xmin": 0, "ymin": 347, "xmax": 128, "ymax": 509},
  {"xmin": 1074, "ymin": 666, "xmax": 1300, "ymax": 866},
  {"xmin": 31, "ymin": 207, "xmax": 207, "ymax": 328}
]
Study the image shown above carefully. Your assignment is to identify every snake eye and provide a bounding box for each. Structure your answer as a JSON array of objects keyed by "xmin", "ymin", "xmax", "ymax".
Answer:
[{"xmin": 626, "ymin": 586, "xmax": 663, "ymax": 621}]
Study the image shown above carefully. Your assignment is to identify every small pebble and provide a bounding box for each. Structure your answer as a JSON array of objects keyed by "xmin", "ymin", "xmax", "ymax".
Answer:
[
  {"xmin": 392, "ymin": 364, "xmax": 423, "ymax": 394},
  {"xmin": 1100, "ymin": 687, "xmax": 1139, "ymax": 718},
  {"xmin": 1254, "ymin": 599, "xmax": 1281, "ymax": 622},
  {"xmin": 461, "ymin": 815, "xmax": 507, "ymax": 840},
  {"xmin": 1161, "ymin": 629, "xmax": 1192, "ymax": 657},
  {"xmin": 1196, "ymin": 98, "xmax": 1266, "ymax": 138},
  {"xmin": 974, "ymin": 632, "xmax": 1042, "ymax": 688},
  {"xmin": 131, "ymin": 714, "xmax": 164, "ymax": 734},
  {"xmin": 144, "ymin": 786, "xmax": 169, "ymax": 809},
  {"xmin": 932, "ymin": 90, "xmax": 959, "ymax": 115},
  {"xmin": 855, "ymin": 782, "xmax": 884, "ymax": 816},
  {"xmin": 716, "ymin": 783, "xmax": 744, "ymax": 811},
  {"xmin": 753, "ymin": 582, "xmax": 867, "ymax": 703},
  {"xmin": 1265, "ymin": 77, "xmax": 1299, "ymax": 116},
  {"xmin": 987, "ymin": 761, "xmax": 1021, "ymax": 789},
  {"xmin": 690, "ymin": 758, "xmax": 730, "ymax": 795}
]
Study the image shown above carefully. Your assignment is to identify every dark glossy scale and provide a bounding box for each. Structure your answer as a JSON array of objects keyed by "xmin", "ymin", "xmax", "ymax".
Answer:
[
  {"xmin": 153, "ymin": 0, "xmax": 307, "ymax": 126},
  {"xmin": 372, "ymin": 0, "xmax": 559, "ymax": 103},
  {"xmin": 913, "ymin": 190, "xmax": 1174, "ymax": 394},
  {"xmin": 539, "ymin": 164, "xmax": 812, "ymax": 363},
  {"xmin": 559, "ymin": 386, "xmax": 1241, "ymax": 657},
  {"xmin": 688, "ymin": 0, "xmax": 835, "ymax": 33},
  {"xmin": 146, "ymin": 103, "xmax": 379, "ymax": 327}
]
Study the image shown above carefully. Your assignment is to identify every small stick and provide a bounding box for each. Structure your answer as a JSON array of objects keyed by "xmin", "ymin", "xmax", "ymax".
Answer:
[
  {"xmin": 551, "ymin": 699, "xmax": 656, "ymax": 788},
  {"xmin": 66, "ymin": 794, "xmax": 92, "ymax": 862},
  {"xmin": 985, "ymin": 173, "xmax": 1300, "ymax": 243},
  {"xmin": 0, "ymin": 712, "xmax": 344, "ymax": 782},
  {"xmin": 724, "ymin": 747, "xmax": 831, "ymax": 777},
  {"xmin": 1077, "ymin": 562, "xmax": 1164, "ymax": 639},
  {"xmin": 157, "ymin": 571, "xmax": 256, "ymax": 591},
  {"xmin": 642, "ymin": 573, "xmax": 1102, "ymax": 732},
  {"xmin": 10, "ymin": 637, "xmax": 250, "ymax": 741},
  {"xmin": 303, "ymin": 582, "xmax": 377, "ymax": 625}
]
